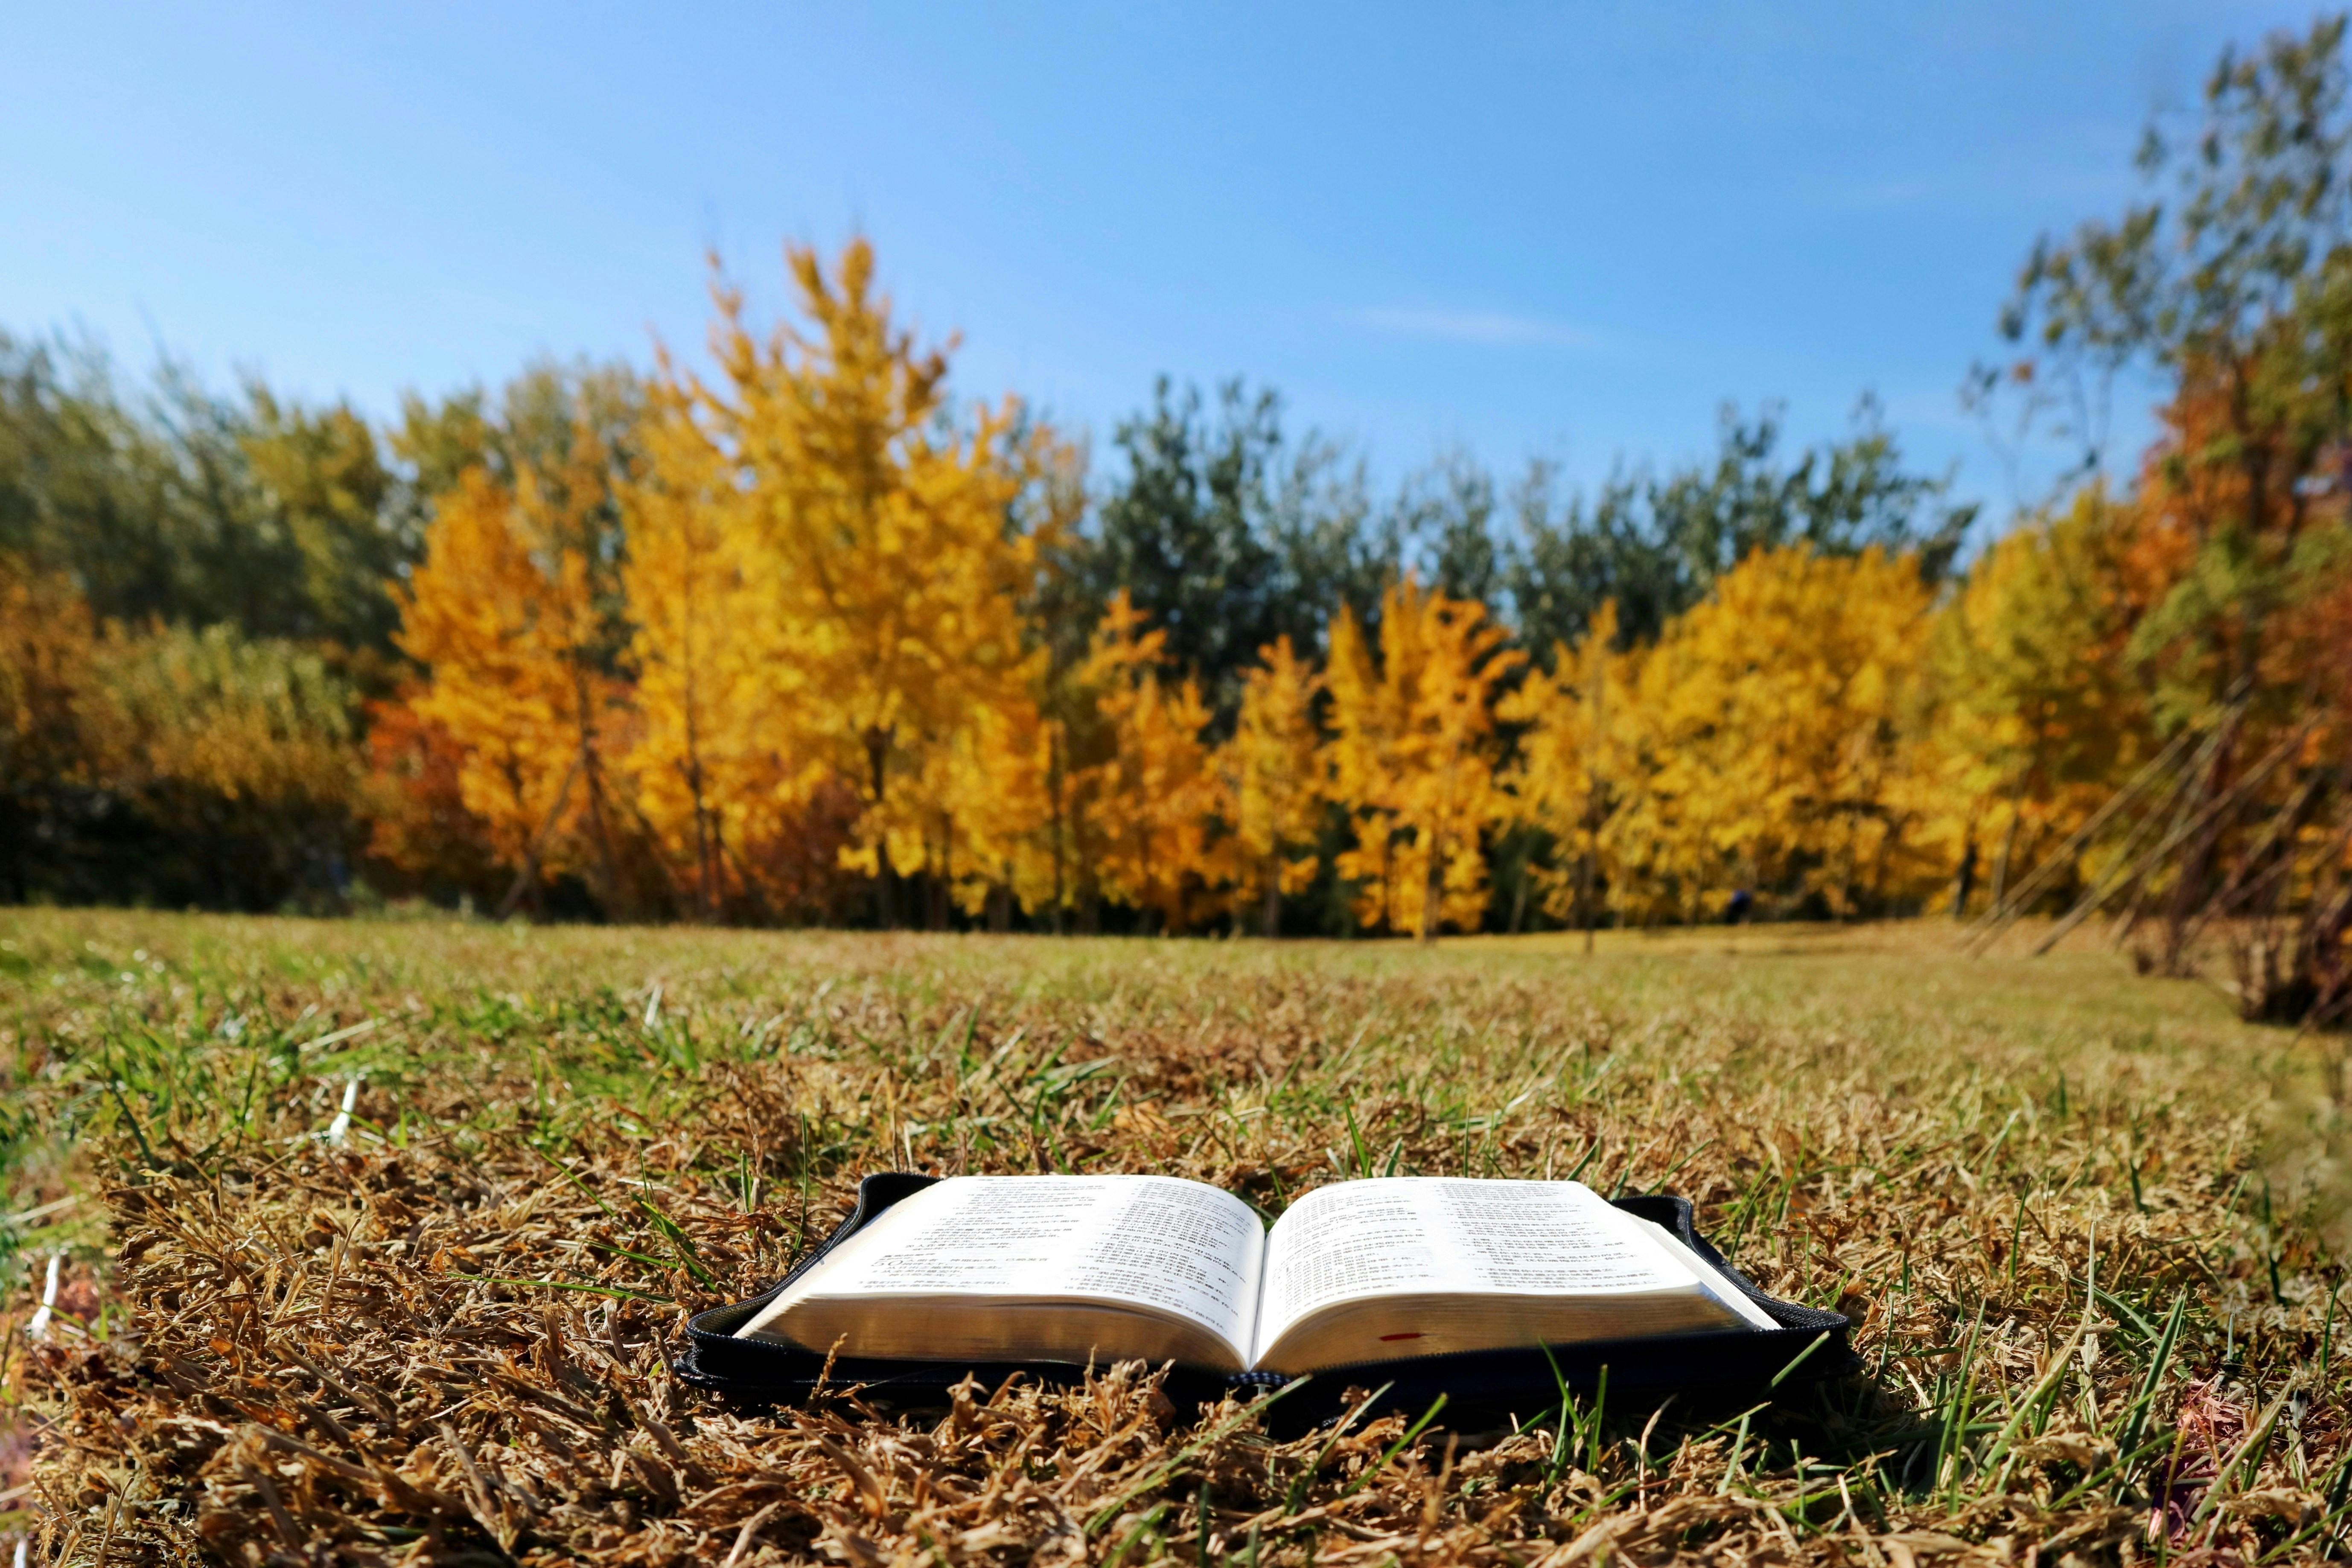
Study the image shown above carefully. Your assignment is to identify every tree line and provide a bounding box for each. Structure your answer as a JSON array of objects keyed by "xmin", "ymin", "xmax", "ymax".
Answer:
[
  {"xmin": 6, "ymin": 18, "xmax": 2352, "ymax": 975},
  {"xmin": 0, "ymin": 247, "xmax": 1969, "ymax": 931}
]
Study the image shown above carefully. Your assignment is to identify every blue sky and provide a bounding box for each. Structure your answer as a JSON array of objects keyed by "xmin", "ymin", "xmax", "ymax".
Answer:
[{"xmin": 0, "ymin": 3, "xmax": 2316, "ymax": 535}]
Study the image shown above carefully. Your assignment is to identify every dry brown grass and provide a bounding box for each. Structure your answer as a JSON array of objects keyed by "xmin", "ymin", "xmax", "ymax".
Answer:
[{"xmin": 3, "ymin": 909, "xmax": 2347, "ymax": 1564}]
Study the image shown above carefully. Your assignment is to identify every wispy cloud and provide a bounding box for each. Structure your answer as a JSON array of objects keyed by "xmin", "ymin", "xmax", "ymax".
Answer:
[
  {"xmin": 1843, "ymin": 178, "xmax": 1931, "ymax": 207},
  {"xmin": 1356, "ymin": 306, "xmax": 1594, "ymax": 348}
]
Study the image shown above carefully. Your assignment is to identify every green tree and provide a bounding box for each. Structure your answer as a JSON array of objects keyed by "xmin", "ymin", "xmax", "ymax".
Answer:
[
  {"xmin": 1387, "ymin": 448, "xmax": 1504, "ymax": 609},
  {"xmin": 0, "ymin": 330, "xmax": 444, "ymax": 650},
  {"xmin": 1084, "ymin": 378, "xmax": 1395, "ymax": 720},
  {"xmin": 242, "ymin": 388, "xmax": 407, "ymax": 648},
  {"xmin": 388, "ymin": 361, "xmax": 642, "ymax": 548},
  {"xmin": 1504, "ymin": 399, "xmax": 1975, "ymax": 659},
  {"xmin": 0, "ymin": 332, "xmax": 287, "ymax": 633}
]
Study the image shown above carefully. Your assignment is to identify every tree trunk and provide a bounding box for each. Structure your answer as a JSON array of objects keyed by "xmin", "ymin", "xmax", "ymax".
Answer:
[
  {"xmin": 682, "ymin": 663, "xmax": 716, "ymax": 920},
  {"xmin": 1261, "ymin": 851, "xmax": 1282, "ymax": 938},
  {"xmin": 1579, "ymin": 847, "xmax": 1597, "ymax": 956},
  {"xmin": 867, "ymin": 729, "xmax": 895, "ymax": 929},
  {"xmin": 1419, "ymin": 826, "xmax": 1444, "ymax": 944},
  {"xmin": 1988, "ymin": 798, "xmax": 2021, "ymax": 914},
  {"xmin": 1048, "ymin": 729, "xmax": 1067, "ymax": 937},
  {"xmin": 1585, "ymin": 647, "xmax": 1606, "ymax": 955},
  {"xmin": 930, "ymin": 813, "xmax": 953, "ymax": 930},
  {"xmin": 2161, "ymin": 726, "xmax": 2237, "ymax": 974},
  {"xmin": 581, "ymin": 752, "xmax": 630, "ymax": 922},
  {"xmin": 561, "ymin": 656, "xmax": 632, "ymax": 924},
  {"xmin": 495, "ymin": 752, "xmax": 583, "ymax": 921}
]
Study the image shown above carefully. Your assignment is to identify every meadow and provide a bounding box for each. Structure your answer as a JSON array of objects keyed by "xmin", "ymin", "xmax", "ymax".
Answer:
[{"xmin": 4, "ymin": 907, "xmax": 2346, "ymax": 1565}]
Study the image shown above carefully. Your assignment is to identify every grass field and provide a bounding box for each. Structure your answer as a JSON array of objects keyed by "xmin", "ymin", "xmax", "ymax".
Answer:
[{"xmin": 4, "ymin": 909, "xmax": 2347, "ymax": 1564}]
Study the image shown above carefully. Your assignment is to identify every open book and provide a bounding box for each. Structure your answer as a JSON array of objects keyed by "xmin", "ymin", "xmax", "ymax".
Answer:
[{"xmin": 736, "ymin": 1175, "xmax": 1777, "ymax": 1376}]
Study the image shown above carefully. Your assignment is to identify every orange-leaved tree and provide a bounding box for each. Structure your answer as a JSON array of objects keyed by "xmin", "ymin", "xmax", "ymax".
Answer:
[
  {"xmin": 1324, "ymin": 578, "xmax": 1523, "ymax": 941},
  {"xmin": 4, "ymin": 553, "xmax": 372, "ymax": 908},
  {"xmin": 0, "ymin": 554, "xmax": 109, "ymax": 897},
  {"xmin": 362, "ymin": 688, "xmax": 505, "ymax": 908},
  {"xmin": 0, "ymin": 553, "xmax": 104, "ymax": 799},
  {"xmin": 1217, "ymin": 634, "xmax": 1326, "ymax": 935}
]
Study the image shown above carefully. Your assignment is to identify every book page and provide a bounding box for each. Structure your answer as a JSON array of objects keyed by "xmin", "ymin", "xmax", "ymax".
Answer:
[
  {"xmin": 1253, "ymin": 1178, "xmax": 1699, "ymax": 1362},
  {"xmin": 1636, "ymin": 1217, "xmax": 1782, "ymax": 1330},
  {"xmin": 740, "ymin": 1176, "xmax": 1265, "ymax": 1361}
]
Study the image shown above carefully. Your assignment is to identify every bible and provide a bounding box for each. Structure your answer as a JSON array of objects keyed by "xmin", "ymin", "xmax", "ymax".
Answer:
[{"xmin": 733, "ymin": 1175, "xmax": 1778, "ymax": 1376}]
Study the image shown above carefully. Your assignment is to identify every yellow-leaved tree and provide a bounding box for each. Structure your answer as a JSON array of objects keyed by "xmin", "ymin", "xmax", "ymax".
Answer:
[
  {"xmin": 622, "ymin": 360, "xmax": 834, "ymax": 921},
  {"xmin": 1608, "ymin": 545, "xmax": 1937, "ymax": 921},
  {"xmin": 1913, "ymin": 488, "xmax": 2150, "ymax": 911},
  {"xmin": 1218, "ymin": 635, "xmax": 1326, "ymax": 935},
  {"xmin": 927, "ymin": 434, "xmax": 1090, "ymax": 930},
  {"xmin": 391, "ymin": 423, "xmax": 633, "ymax": 915},
  {"xmin": 1325, "ymin": 578, "xmax": 1523, "ymax": 941},
  {"xmin": 1500, "ymin": 600, "xmax": 1632, "ymax": 939},
  {"xmin": 680, "ymin": 239, "xmax": 1052, "ymax": 924},
  {"xmin": 1080, "ymin": 592, "xmax": 1222, "ymax": 931},
  {"xmin": 935, "ymin": 691, "xmax": 1055, "ymax": 928},
  {"xmin": 864, "ymin": 435, "xmax": 1086, "ymax": 929}
]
